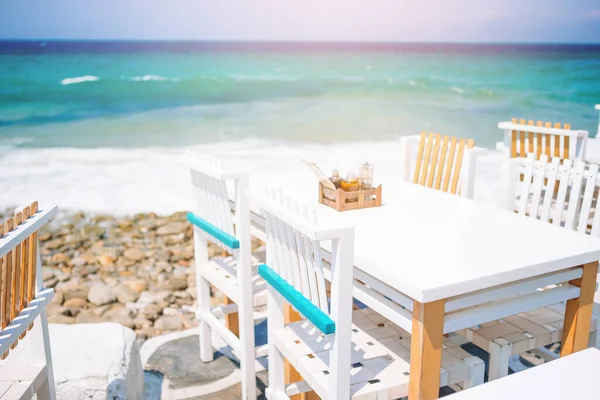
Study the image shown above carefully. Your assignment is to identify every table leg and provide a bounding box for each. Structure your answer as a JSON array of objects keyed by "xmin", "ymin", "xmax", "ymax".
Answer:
[
  {"xmin": 224, "ymin": 296, "xmax": 240, "ymax": 337},
  {"xmin": 409, "ymin": 299, "xmax": 445, "ymax": 400},
  {"xmin": 561, "ymin": 261, "xmax": 598, "ymax": 357},
  {"xmin": 285, "ymin": 304, "xmax": 320, "ymax": 400}
]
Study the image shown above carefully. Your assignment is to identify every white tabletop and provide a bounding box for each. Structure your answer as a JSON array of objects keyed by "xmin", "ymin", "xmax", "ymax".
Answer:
[
  {"xmin": 258, "ymin": 180, "xmax": 600, "ymax": 303},
  {"xmin": 445, "ymin": 348, "xmax": 600, "ymax": 399}
]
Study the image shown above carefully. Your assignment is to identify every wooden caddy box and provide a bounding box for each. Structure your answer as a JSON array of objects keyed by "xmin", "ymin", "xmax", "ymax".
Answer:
[{"xmin": 319, "ymin": 183, "xmax": 382, "ymax": 212}]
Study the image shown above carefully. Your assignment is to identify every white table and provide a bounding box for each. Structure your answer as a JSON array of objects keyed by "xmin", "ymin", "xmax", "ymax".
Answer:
[
  {"xmin": 445, "ymin": 348, "xmax": 600, "ymax": 399},
  {"xmin": 247, "ymin": 180, "xmax": 600, "ymax": 399}
]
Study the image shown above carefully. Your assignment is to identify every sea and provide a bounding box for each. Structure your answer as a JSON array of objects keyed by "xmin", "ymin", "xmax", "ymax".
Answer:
[{"xmin": 1, "ymin": 41, "xmax": 599, "ymax": 214}]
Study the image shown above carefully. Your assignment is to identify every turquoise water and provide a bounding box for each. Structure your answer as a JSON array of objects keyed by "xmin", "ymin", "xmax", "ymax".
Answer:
[
  {"xmin": 1, "ymin": 41, "xmax": 599, "ymax": 149},
  {"xmin": 0, "ymin": 41, "xmax": 598, "ymax": 213}
]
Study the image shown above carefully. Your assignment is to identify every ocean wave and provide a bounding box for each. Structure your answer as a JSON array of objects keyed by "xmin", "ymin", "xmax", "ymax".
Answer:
[
  {"xmin": 0, "ymin": 141, "xmax": 503, "ymax": 214},
  {"xmin": 337, "ymin": 76, "xmax": 365, "ymax": 82},
  {"xmin": 60, "ymin": 75, "xmax": 99, "ymax": 85},
  {"xmin": 450, "ymin": 86, "xmax": 465, "ymax": 94},
  {"xmin": 228, "ymin": 74, "xmax": 298, "ymax": 82},
  {"xmin": 130, "ymin": 75, "xmax": 178, "ymax": 82}
]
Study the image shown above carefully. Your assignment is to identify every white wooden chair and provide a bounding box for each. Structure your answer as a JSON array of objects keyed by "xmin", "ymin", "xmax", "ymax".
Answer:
[
  {"xmin": 498, "ymin": 118, "xmax": 589, "ymax": 161},
  {"xmin": 189, "ymin": 158, "xmax": 266, "ymax": 400},
  {"xmin": 0, "ymin": 202, "xmax": 57, "ymax": 400},
  {"xmin": 399, "ymin": 132, "xmax": 486, "ymax": 199},
  {"xmin": 444, "ymin": 348, "xmax": 600, "ymax": 400},
  {"xmin": 255, "ymin": 190, "xmax": 485, "ymax": 399},
  {"xmin": 458, "ymin": 153, "xmax": 600, "ymax": 380}
]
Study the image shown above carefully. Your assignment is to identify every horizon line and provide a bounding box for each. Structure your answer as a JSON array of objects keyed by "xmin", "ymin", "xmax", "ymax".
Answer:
[{"xmin": 1, "ymin": 38, "xmax": 600, "ymax": 45}]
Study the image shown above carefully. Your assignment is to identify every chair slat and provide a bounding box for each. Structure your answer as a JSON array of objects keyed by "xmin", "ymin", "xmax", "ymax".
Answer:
[
  {"xmin": 536, "ymin": 121, "xmax": 544, "ymax": 159},
  {"xmin": 18, "ymin": 206, "xmax": 31, "ymax": 341},
  {"xmin": 2, "ymin": 218, "xmax": 14, "ymax": 359},
  {"xmin": 510, "ymin": 118, "xmax": 518, "ymax": 158},
  {"xmin": 577, "ymin": 164, "xmax": 598, "ymax": 234},
  {"xmin": 27, "ymin": 202, "xmax": 38, "ymax": 332},
  {"xmin": 450, "ymin": 139, "xmax": 467, "ymax": 195},
  {"xmin": 419, "ymin": 133, "xmax": 435, "ymax": 186},
  {"xmin": 552, "ymin": 159, "xmax": 573, "ymax": 226},
  {"xmin": 282, "ymin": 210, "xmax": 303, "ymax": 295},
  {"xmin": 518, "ymin": 154, "xmax": 536, "ymax": 215},
  {"xmin": 564, "ymin": 161, "xmax": 585, "ymax": 230},
  {"xmin": 519, "ymin": 119, "xmax": 527, "ymax": 157},
  {"xmin": 311, "ymin": 241, "xmax": 329, "ymax": 313},
  {"xmin": 528, "ymin": 120, "xmax": 535, "ymax": 155},
  {"xmin": 442, "ymin": 137, "xmax": 458, "ymax": 192},
  {"xmin": 426, "ymin": 134, "xmax": 442, "ymax": 188},
  {"xmin": 540, "ymin": 157, "xmax": 561, "ymax": 223},
  {"xmin": 301, "ymin": 233, "xmax": 320, "ymax": 307},
  {"xmin": 413, "ymin": 132, "xmax": 427, "ymax": 184},
  {"xmin": 529, "ymin": 155, "xmax": 548, "ymax": 218},
  {"xmin": 554, "ymin": 123, "xmax": 562, "ymax": 158},
  {"xmin": 434, "ymin": 136, "xmax": 450, "ymax": 190},
  {"xmin": 10, "ymin": 212, "xmax": 23, "ymax": 350},
  {"xmin": 564, "ymin": 124, "xmax": 571, "ymax": 159}
]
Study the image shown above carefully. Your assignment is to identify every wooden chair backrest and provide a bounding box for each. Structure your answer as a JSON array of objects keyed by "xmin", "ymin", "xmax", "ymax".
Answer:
[
  {"xmin": 505, "ymin": 154, "xmax": 600, "ymax": 236},
  {"xmin": 501, "ymin": 118, "xmax": 589, "ymax": 161},
  {"xmin": 413, "ymin": 132, "xmax": 475, "ymax": 195},
  {"xmin": 0, "ymin": 201, "xmax": 54, "ymax": 360}
]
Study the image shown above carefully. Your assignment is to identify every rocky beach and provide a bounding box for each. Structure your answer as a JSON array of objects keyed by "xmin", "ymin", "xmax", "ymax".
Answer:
[{"xmin": 0, "ymin": 208, "xmax": 262, "ymax": 341}]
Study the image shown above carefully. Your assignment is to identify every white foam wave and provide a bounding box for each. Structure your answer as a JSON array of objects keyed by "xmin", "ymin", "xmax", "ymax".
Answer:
[
  {"xmin": 450, "ymin": 86, "xmax": 465, "ymax": 94},
  {"xmin": 229, "ymin": 74, "xmax": 298, "ymax": 82},
  {"xmin": 130, "ymin": 75, "xmax": 178, "ymax": 82},
  {"xmin": 60, "ymin": 76, "xmax": 99, "ymax": 85},
  {"xmin": 338, "ymin": 76, "xmax": 365, "ymax": 82},
  {"xmin": 0, "ymin": 140, "xmax": 503, "ymax": 215}
]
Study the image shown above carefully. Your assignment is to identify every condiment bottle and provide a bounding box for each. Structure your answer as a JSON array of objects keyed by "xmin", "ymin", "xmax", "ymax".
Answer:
[
  {"xmin": 360, "ymin": 162, "xmax": 373, "ymax": 191},
  {"xmin": 341, "ymin": 172, "xmax": 359, "ymax": 192},
  {"xmin": 329, "ymin": 169, "xmax": 342, "ymax": 189}
]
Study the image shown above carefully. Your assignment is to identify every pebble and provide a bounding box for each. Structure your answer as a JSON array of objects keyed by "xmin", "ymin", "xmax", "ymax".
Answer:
[
  {"xmin": 88, "ymin": 282, "xmax": 116, "ymax": 306},
  {"xmin": 123, "ymin": 248, "xmax": 145, "ymax": 261},
  {"xmin": 30, "ymin": 210, "xmax": 263, "ymax": 339},
  {"xmin": 114, "ymin": 284, "xmax": 140, "ymax": 304},
  {"xmin": 154, "ymin": 316, "xmax": 184, "ymax": 331}
]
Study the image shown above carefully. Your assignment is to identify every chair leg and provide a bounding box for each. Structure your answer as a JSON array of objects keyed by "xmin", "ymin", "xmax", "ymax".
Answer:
[
  {"xmin": 488, "ymin": 339, "xmax": 511, "ymax": 381},
  {"xmin": 462, "ymin": 356, "xmax": 485, "ymax": 389},
  {"xmin": 34, "ymin": 312, "xmax": 57, "ymax": 400},
  {"xmin": 239, "ymin": 289, "xmax": 257, "ymax": 400},
  {"xmin": 268, "ymin": 286, "xmax": 286, "ymax": 397},
  {"xmin": 588, "ymin": 329, "xmax": 600, "ymax": 349},
  {"xmin": 197, "ymin": 275, "xmax": 214, "ymax": 363}
]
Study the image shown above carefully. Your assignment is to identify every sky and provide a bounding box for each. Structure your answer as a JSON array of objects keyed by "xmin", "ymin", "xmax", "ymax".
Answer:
[{"xmin": 1, "ymin": 0, "xmax": 600, "ymax": 42}]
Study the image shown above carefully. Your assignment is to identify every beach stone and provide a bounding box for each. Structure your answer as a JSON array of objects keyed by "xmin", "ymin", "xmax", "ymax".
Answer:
[
  {"xmin": 140, "ymin": 304, "xmax": 162, "ymax": 322},
  {"xmin": 97, "ymin": 255, "xmax": 115, "ymax": 267},
  {"xmin": 88, "ymin": 282, "xmax": 116, "ymax": 306},
  {"xmin": 42, "ymin": 267, "xmax": 56, "ymax": 281},
  {"xmin": 63, "ymin": 297, "xmax": 88, "ymax": 309},
  {"xmin": 52, "ymin": 291, "xmax": 64, "ymax": 305},
  {"xmin": 156, "ymin": 222, "xmax": 186, "ymax": 236},
  {"xmin": 76, "ymin": 310, "xmax": 106, "ymax": 324},
  {"xmin": 124, "ymin": 248, "xmax": 145, "ymax": 261},
  {"xmin": 48, "ymin": 315, "xmax": 76, "ymax": 324},
  {"xmin": 39, "ymin": 231, "xmax": 52, "ymax": 242},
  {"xmin": 121, "ymin": 279, "xmax": 148, "ymax": 294},
  {"xmin": 133, "ymin": 317, "xmax": 152, "ymax": 330},
  {"xmin": 49, "ymin": 323, "xmax": 144, "ymax": 400},
  {"xmin": 154, "ymin": 316, "xmax": 183, "ymax": 331},
  {"xmin": 114, "ymin": 284, "xmax": 140, "ymax": 304},
  {"xmin": 60, "ymin": 282, "xmax": 89, "ymax": 301},
  {"xmin": 45, "ymin": 238, "xmax": 63, "ymax": 250}
]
